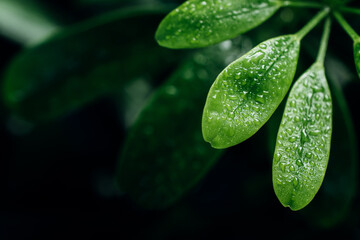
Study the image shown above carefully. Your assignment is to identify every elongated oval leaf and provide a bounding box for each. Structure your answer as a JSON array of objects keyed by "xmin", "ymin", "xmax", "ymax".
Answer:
[
  {"xmin": 354, "ymin": 40, "xmax": 360, "ymax": 78},
  {"xmin": 3, "ymin": 6, "xmax": 181, "ymax": 122},
  {"xmin": 155, "ymin": 0, "xmax": 281, "ymax": 49},
  {"xmin": 273, "ymin": 63, "xmax": 332, "ymax": 211},
  {"xmin": 117, "ymin": 45, "xmax": 241, "ymax": 208},
  {"xmin": 202, "ymin": 35, "xmax": 300, "ymax": 149}
]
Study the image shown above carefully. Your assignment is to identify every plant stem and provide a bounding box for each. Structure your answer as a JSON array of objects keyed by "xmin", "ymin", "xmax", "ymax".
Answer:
[
  {"xmin": 339, "ymin": 6, "xmax": 360, "ymax": 15},
  {"xmin": 295, "ymin": 7, "xmax": 330, "ymax": 40},
  {"xmin": 316, "ymin": 17, "xmax": 331, "ymax": 64},
  {"xmin": 276, "ymin": 1, "xmax": 324, "ymax": 9},
  {"xmin": 333, "ymin": 11, "xmax": 360, "ymax": 42}
]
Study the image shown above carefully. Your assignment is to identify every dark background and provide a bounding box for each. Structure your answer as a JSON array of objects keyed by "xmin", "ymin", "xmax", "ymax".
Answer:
[{"xmin": 1, "ymin": 0, "xmax": 360, "ymax": 239}]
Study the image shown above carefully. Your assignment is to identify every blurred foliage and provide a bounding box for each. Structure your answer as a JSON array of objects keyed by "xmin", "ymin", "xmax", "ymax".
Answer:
[
  {"xmin": 0, "ymin": 0, "xmax": 360, "ymax": 239},
  {"xmin": 117, "ymin": 40, "xmax": 249, "ymax": 209},
  {"xmin": 3, "ymin": 6, "xmax": 183, "ymax": 122}
]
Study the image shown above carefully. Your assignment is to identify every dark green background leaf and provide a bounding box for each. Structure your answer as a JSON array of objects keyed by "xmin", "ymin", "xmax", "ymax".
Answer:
[
  {"xmin": 117, "ymin": 41, "xmax": 245, "ymax": 209},
  {"xmin": 3, "ymin": 6, "xmax": 182, "ymax": 122}
]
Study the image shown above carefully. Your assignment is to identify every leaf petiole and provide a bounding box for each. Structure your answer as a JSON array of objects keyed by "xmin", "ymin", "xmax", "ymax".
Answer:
[
  {"xmin": 295, "ymin": 8, "xmax": 330, "ymax": 40},
  {"xmin": 333, "ymin": 11, "xmax": 360, "ymax": 42},
  {"xmin": 316, "ymin": 17, "xmax": 331, "ymax": 64}
]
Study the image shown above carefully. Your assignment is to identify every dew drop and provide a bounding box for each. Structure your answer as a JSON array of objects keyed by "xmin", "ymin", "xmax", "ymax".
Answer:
[
  {"xmin": 309, "ymin": 130, "xmax": 321, "ymax": 136},
  {"xmin": 240, "ymin": 91, "xmax": 248, "ymax": 100},
  {"xmin": 289, "ymin": 136, "xmax": 297, "ymax": 143},
  {"xmin": 293, "ymin": 177, "xmax": 299, "ymax": 187},
  {"xmin": 259, "ymin": 43, "xmax": 267, "ymax": 49},
  {"xmin": 289, "ymin": 100, "xmax": 296, "ymax": 107},
  {"xmin": 225, "ymin": 104, "xmax": 232, "ymax": 111},
  {"xmin": 255, "ymin": 94, "xmax": 265, "ymax": 104},
  {"xmin": 228, "ymin": 94, "xmax": 238, "ymax": 100},
  {"xmin": 280, "ymin": 162, "xmax": 286, "ymax": 172},
  {"xmin": 300, "ymin": 129, "xmax": 309, "ymax": 144},
  {"xmin": 274, "ymin": 153, "xmax": 281, "ymax": 163},
  {"xmin": 296, "ymin": 159, "xmax": 302, "ymax": 166},
  {"xmin": 250, "ymin": 50, "xmax": 265, "ymax": 64}
]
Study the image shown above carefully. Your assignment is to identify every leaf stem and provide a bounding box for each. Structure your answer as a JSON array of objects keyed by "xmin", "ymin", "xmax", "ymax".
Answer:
[
  {"xmin": 316, "ymin": 17, "xmax": 331, "ymax": 64},
  {"xmin": 276, "ymin": 1, "xmax": 324, "ymax": 9},
  {"xmin": 295, "ymin": 7, "xmax": 330, "ymax": 40},
  {"xmin": 339, "ymin": 6, "xmax": 360, "ymax": 16},
  {"xmin": 333, "ymin": 11, "xmax": 360, "ymax": 42}
]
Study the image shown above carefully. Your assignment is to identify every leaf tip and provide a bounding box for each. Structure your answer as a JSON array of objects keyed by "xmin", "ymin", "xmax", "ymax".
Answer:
[
  {"xmin": 275, "ymin": 188, "xmax": 308, "ymax": 211},
  {"xmin": 202, "ymin": 132, "xmax": 223, "ymax": 149}
]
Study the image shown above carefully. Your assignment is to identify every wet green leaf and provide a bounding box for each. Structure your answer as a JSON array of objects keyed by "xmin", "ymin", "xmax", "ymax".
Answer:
[
  {"xmin": 155, "ymin": 0, "xmax": 280, "ymax": 49},
  {"xmin": 116, "ymin": 42, "xmax": 244, "ymax": 208},
  {"xmin": 273, "ymin": 63, "xmax": 332, "ymax": 211},
  {"xmin": 3, "ymin": 6, "xmax": 181, "ymax": 122},
  {"xmin": 202, "ymin": 35, "xmax": 300, "ymax": 149}
]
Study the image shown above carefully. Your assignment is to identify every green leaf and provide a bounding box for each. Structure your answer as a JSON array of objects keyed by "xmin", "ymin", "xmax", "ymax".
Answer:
[
  {"xmin": 155, "ymin": 0, "xmax": 281, "ymax": 49},
  {"xmin": 273, "ymin": 63, "xmax": 332, "ymax": 211},
  {"xmin": 3, "ymin": 6, "xmax": 181, "ymax": 122},
  {"xmin": 116, "ymin": 43, "xmax": 242, "ymax": 208},
  {"xmin": 202, "ymin": 35, "xmax": 300, "ymax": 149}
]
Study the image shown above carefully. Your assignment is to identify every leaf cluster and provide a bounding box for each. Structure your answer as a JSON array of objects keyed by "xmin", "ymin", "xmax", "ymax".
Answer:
[
  {"xmin": 0, "ymin": 0, "xmax": 359, "ymax": 223},
  {"xmin": 155, "ymin": 0, "xmax": 360, "ymax": 211}
]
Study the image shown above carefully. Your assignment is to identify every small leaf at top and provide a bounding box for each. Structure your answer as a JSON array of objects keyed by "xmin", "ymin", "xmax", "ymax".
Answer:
[
  {"xmin": 202, "ymin": 35, "xmax": 300, "ymax": 149},
  {"xmin": 273, "ymin": 63, "xmax": 332, "ymax": 211},
  {"xmin": 155, "ymin": 0, "xmax": 281, "ymax": 49}
]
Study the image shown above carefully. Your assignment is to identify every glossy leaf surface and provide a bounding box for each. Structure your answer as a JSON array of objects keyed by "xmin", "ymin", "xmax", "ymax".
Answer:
[
  {"xmin": 202, "ymin": 35, "xmax": 300, "ymax": 149},
  {"xmin": 273, "ymin": 63, "xmax": 332, "ymax": 211},
  {"xmin": 155, "ymin": 0, "xmax": 280, "ymax": 49},
  {"xmin": 117, "ymin": 42, "xmax": 246, "ymax": 208},
  {"xmin": 3, "ymin": 6, "xmax": 180, "ymax": 122}
]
